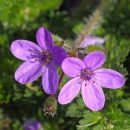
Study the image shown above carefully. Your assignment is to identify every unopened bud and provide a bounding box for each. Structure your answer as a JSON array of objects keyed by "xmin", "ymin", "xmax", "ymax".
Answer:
[
  {"xmin": 1, "ymin": 117, "xmax": 11, "ymax": 129},
  {"xmin": 43, "ymin": 96, "xmax": 57, "ymax": 117},
  {"xmin": 52, "ymin": 34, "xmax": 64, "ymax": 46},
  {"xmin": 23, "ymin": 120, "xmax": 43, "ymax": 130}
]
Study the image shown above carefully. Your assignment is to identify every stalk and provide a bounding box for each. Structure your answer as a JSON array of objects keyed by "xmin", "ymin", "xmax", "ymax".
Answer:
[{"xmin": 75, "ymin": 0, "xmax": 113, "ymax": 49}]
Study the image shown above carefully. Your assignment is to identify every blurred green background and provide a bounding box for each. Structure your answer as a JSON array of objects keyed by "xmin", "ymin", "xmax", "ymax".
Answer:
[{"xmin": 0, "ymin": 0, "xmax": 130, "ymax": 129}]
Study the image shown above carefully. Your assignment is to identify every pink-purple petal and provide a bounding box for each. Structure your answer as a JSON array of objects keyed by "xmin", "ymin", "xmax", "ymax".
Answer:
[
  {"xmin": 83, "ymin": 51, "xmax": 106, "ymax": 70},
  {"xmin": 36, "ymin": 27, "xmax": 54, "ymax": 50},
  {"xmin": 42, "ymin": 63, "xmax": 59, "ymax": 94},
  {"xmin": 62, "ymin": 57, "xmax": 86, "ymax": 78},
  {"xmin": 52, "ymin": 45, "xmax": 67, "ymax": 66},
  {"xmin": 80, "ymin": 36, "xmax": 105, "ymax": 48},
  {"xmin": 58, "ymin": 77, "xmax": 81, "ymax": 104},
  {"xmin": 11, "ymin": 40, "xmax": 42, "ymax": 61},
  {"xmin": 15, "ymin": 60, "xmax": 44, "ymax": 84},
  {"xmin": 24, "ymin": 120, "xmax": 42, "ymax": 130},
  {"xmin": 81, "ymin": 81, "xmax": 105, "ymax": 111},
  {"xmin": 93, "ymin": 69, "xmax": 125, "ymax": 89}
]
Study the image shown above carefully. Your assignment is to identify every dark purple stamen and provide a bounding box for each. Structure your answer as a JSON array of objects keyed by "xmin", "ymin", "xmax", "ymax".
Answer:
[
  {"xmin": 28, "ymin": 49, "xmax": 53, "ymax": 63},
  {"xmin": 80, "ymin": 69, "xmax": 93, "ymax": 80},
  {"xmin": 41, "ymin": 50, "xmax": 53, "ymax": 63}
]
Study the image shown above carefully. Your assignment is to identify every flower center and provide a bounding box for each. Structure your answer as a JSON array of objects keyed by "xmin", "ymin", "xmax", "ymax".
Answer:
[
  {"xmin": 41, "ymin": 50, "xmax": 53, "ymax": 63},
  {"xmin": 80, "ymin": 69, "xmax": 93, "ymax": 80}
]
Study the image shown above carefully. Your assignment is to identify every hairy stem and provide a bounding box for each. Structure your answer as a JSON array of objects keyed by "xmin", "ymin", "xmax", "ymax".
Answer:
[
  {"xmin": 75, "ymin": 0, "xmax": 113, "ymax": 49},
  {"xmin": 58, "ymin": 70, "xmax": 64, "ymax": 86}
]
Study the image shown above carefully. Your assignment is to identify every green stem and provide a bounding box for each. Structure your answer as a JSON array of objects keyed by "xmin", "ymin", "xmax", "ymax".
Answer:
[
  {"xmin": 58, "ymin": 71, "xmax": 64, "ymax": 86},
  {"xmin": 75, "ymin": 0, "xmax": 113, "ymax": 49},
  {"xmin": 77, "ymin": 120, "xmax": 98, "ymax": 128},
  {"xmin": 25, "ymin": 83, "xmax": 39, "ymax": 92}
]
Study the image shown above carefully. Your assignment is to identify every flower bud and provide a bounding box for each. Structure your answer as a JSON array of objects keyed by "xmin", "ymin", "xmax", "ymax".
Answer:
[
  {"xmin": 43, "ymin": 96, "xmax": 57, "ymax": 117},
  {"xmin": 23, "ymin": 120, "xmax": 43, "ymax": 130}
]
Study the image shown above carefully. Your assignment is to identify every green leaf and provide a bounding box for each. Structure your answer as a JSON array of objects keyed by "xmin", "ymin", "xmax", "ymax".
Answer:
[
  {"xmin": 66, "ymin": 98, "xmax": 85, "ymax": 117},
  {"xmin": 121, "ymin": 98, "xmax": 130, "ymax": 112}
]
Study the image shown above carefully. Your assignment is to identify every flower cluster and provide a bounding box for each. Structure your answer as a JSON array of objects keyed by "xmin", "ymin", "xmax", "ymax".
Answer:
[{"xmin": 10, "ymin": 27, "xmax": 125, "ymax": 111}]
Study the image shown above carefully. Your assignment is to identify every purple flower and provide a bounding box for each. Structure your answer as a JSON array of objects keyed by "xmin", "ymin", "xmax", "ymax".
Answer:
[
  {"xmin": 11, "ymin": 27, "xmax": 67, "ymax": 94},
  {"xmin": 23, "ymin": 120, "xmax": 43, "ymax": 130},
  {"xmin": 80, "ymin": 36, "xmax": 105, "ymax": 48},
  {"xmin": 58, "ymin": 51, "xmax": 125, "ymax": 111}
]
